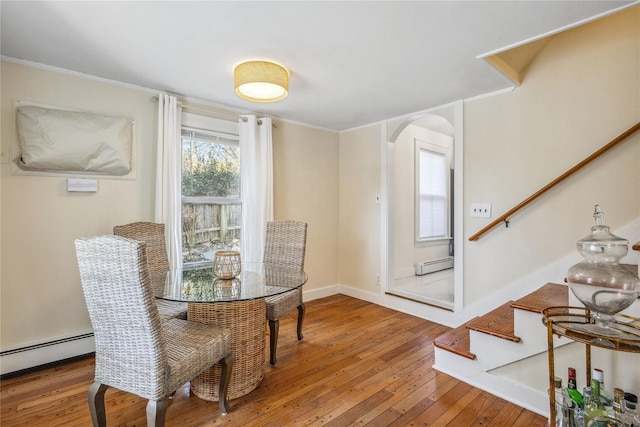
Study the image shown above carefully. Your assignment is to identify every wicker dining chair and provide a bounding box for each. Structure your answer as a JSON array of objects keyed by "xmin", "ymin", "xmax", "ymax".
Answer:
[
  {"xmin": 113, "ymin": 221, "xmax": 188, "ymax": 320},
  {"xmin": 75, "ymin": 235, "xmax": 233, "ymax": 427},
  {"xmin": 263, "ymin": 220, "xmax": 308, "ymax": 365}
]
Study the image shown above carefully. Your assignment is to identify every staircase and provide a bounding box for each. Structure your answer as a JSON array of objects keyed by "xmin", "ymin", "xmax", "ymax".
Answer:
[{"xmin": 433, "ymin": 247, "xmax": 640, "ymax": 417}]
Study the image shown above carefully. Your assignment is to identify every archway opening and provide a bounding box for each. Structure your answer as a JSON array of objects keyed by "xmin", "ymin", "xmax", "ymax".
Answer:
[{"xmin": 385, "ymin": 103, "xmax": 463, "ymax": 311}]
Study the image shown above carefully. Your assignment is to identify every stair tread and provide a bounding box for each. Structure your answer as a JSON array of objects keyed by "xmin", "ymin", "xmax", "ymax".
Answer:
[
  {"xmin": 434, "ymin": 323, "xmax": 476, "ymax": 360},
  {"xmin": 511, "ymin": 282, "xmax": 568, "ymax": 313},
  {"xmin": 466, "ymin": 301, "xmax": 521, "ymax": 343}
]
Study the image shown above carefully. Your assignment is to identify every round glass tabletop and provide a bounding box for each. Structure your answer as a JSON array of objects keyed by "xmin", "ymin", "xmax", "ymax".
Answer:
[{"xmin": 151, "ymin": 262, "xmax": 308, "ymax": 303}]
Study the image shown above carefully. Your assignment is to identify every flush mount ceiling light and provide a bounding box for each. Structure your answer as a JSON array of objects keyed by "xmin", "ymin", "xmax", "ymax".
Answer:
[{"xmin": 234, "ymin": 60, "xmax": 289, "ymax": 103}]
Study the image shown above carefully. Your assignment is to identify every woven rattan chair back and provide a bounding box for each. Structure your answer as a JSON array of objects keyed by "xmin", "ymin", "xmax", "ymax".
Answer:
[
  {"xmin": 75, "ymin": 235, "xmax": 233, "ymax": 426},
  {"xmin": 76, "ymin": 236, "xmax": 167, "ymax": 394},
  {"xmin": 113, "ymin": 221, "xmax": 187, "ymax": 320},
  {"xmin": 113, "ymin": 222, "xmax": 170, "ymax": 276},
  {"xmin": 263, "ymin": 220, "xmax": 307, "ymax": 365},
  {"xmin": 263, "ymin": 220, "xmax": 307, "ymax": 270}
]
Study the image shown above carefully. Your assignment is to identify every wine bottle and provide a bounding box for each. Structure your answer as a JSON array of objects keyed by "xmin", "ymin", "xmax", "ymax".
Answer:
[
  {"xmin": 566, "ymin": 368, "xmax": 584, "ymax": 409},
  {"xmin": 568, "ymin": 367, "xmax": 577, "ymax": 390}
]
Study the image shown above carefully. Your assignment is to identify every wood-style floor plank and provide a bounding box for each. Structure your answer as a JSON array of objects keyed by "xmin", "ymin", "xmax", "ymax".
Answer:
[{"xmin": 0, "ymin": 294, "xmax": 547, "ymax": 426}]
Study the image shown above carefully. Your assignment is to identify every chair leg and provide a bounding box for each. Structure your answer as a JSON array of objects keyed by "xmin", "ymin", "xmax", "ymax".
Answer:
[
  {"xmin": 268, "ymin": 318, "xmax": 279, "ymax": 365},
  {"xmin": 297, "ymin": 302, "xmax": 306, "ymax": 341},
  {"xmin": 218, "ymin": 353, "xmax": 233, "ymax": 415},
  {"xmin": 87, "ymin": 382, "xmax": 108, "ymax": 427},
  {"xmin": 146, "ymin": 398, "xmax": 168, "ymax": 427}
]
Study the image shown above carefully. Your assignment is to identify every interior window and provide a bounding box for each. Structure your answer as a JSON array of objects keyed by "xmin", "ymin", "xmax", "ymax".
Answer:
[
  {"xmin": 181, "ymin": 127, "xmax": 241, "ymax": 265},
  {"xmin": 415, "ymin": 138, "xmax": 451, "ymax": 243}
]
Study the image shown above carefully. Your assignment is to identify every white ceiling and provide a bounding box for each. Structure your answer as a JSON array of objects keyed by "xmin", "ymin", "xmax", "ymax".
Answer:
[{"xmin": 1, "ymin": 1, "xmax": 635, "ymax": 131}]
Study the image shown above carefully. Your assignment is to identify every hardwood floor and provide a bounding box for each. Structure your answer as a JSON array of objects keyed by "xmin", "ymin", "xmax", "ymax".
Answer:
[{"xmin": 1, "ymin": 294, "xmax": 547, "ymax": 426}]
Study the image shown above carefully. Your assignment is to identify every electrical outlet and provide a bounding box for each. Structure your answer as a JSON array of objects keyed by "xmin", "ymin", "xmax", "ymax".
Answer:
[
  {"xmin": 376, "ymin": 275, "xmax": 380, "ymax": 285},
  {"xmin": 471, "ymin": 203, "xmax": 491, "ymax": 218}
]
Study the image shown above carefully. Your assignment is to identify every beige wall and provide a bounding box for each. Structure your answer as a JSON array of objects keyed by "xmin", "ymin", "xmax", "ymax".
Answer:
[
  {"xmin": 338, "ymin": 124, "xmax": 382, "ymax": 293},
  {"xmin": 272, "ymin": 121, "xmax": 340, "ymax": 293},
  {"xmin": 0, "ymin": 61, "xmax": 340, "ymax": 353}
]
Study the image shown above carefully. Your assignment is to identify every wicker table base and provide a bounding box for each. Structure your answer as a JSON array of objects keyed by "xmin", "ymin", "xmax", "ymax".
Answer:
[{"xmin": 188, "ymin": 298, "xmax": 266, "ymax": 401}]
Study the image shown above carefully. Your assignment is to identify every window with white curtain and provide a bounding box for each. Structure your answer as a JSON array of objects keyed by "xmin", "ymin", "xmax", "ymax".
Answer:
[
  {"xmin": 181, "ymin": 117, "xmax": 241, "ymax": 266},
  {"xmin": 415, "ymin": 138, "xmax": 451, "ymax": 243}
]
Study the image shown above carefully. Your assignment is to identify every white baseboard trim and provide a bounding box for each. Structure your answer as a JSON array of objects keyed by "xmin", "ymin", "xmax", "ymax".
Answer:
[
  {"xmin": 1, "ymin": 333, "xmax": 95, "ymax": 376},
  {"xmin": 302, "ymin": 284, "xmax": 341, "ymax": 301},
  {"xmin": 333, "ymin": 285, "xmax": 464, "ymax": 327}
]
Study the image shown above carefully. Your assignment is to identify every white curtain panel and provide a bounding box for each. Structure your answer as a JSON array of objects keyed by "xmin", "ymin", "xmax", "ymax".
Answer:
[
  {"xmin": 154, "ymin": 93, "xmax": 183, "ymax": 269},
  {"xmin": 240, "ymin": 115, "xmax": 274, "ymax": 263}
]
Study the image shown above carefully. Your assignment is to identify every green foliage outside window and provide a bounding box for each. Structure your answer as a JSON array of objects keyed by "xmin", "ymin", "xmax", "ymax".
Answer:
[{"xmin": 182, "ymin": 140, "xmax": 240, "ymax": 198}]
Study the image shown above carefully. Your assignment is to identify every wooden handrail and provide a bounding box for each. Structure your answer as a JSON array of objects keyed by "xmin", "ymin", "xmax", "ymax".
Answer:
[{"xmin": 469, "ymin": 122, "xmax": 640, "ymax": 241}]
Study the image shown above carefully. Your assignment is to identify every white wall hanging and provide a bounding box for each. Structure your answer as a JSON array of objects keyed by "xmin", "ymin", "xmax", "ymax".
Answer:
[{"xmin": 13, "ymin": 99, "xmax": 136, "ymax": 179}]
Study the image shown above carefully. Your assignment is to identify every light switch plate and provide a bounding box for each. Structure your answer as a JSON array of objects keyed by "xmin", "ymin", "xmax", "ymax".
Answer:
[{"xmin": 471, "ymin": 203, "xmax": 491, "ymax": 218}]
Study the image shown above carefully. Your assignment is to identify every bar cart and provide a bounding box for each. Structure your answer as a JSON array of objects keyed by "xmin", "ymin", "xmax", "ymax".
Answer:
[{"xmin": 542, "ymin": 306, "xmax": 640, "ymax": 424}]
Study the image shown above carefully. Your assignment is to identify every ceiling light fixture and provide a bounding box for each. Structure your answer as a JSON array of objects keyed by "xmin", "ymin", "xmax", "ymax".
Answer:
[{"xmin": 234, "ymin": 60, "xmax": 289, "ymax": 103}]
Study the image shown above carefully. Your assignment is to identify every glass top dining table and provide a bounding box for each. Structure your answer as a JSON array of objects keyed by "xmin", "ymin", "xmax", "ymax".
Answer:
[
  {"xmin": 150, "ymin": 262, "xmax": 308, "ymax": 401},
  {"xmin": 151, "ymin": 262, "xmax": 308, "ymax": 303}
]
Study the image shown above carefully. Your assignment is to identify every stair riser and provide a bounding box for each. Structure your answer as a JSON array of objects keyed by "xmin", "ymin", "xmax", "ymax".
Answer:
[
  {"xmin": 513, "ymin": 309, "xmax": 573, "ymax": 353},
  {"xmin": 433, "ymin": 347, "xmax": 482, "ymax": 377},
  {"xmin": 469, "ymin": 330, "xmax": 526, "ymax": 371}
]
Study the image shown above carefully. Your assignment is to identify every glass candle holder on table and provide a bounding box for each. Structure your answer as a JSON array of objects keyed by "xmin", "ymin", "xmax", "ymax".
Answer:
[{"xmin": 212, "ymin": 251, "xmax": 242, "ymax": 279}]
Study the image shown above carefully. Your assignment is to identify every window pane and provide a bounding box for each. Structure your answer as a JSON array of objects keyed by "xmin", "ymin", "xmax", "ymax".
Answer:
[
  {"xmin": 181, "ymin": 131, "xmax": 241, "ymax": 265},
  {"xmin": 418, "ymin": 149, "xmax": 448, "ymax": 239},
  {"xmin": 182, "ymin": 202, "xmax": 241, "ymax": 264},
  {"xmin": 182, "ymin": 133, "xmax": 240, "ymax": 198}
]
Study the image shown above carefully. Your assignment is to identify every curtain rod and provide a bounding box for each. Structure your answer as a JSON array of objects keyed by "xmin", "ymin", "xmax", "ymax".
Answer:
[
  {"xmin": 240, "ymin": 116, "xmax": 278, "ymax": 128},
  {"xmin": 151, "ymin": 96, "xmax": 277, "ymax": 127}
]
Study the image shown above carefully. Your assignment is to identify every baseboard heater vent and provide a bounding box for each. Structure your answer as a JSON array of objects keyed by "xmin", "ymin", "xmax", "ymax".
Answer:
[
  {"xmin": 0, "ymin": 332, "xmax": 95, "ymax": 376},
  {"xmin": 415, "ymin": 256, "xmax": 453, "ymax": 276}
]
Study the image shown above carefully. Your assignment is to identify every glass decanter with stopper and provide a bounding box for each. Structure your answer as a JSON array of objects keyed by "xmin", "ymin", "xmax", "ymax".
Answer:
[{"xmin": 566, "ymin": 205, "xmax": 640, "ymax": 341}]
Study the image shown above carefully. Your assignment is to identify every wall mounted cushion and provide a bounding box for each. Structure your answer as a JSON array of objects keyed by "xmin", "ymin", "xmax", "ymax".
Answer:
[{"xmin": 17, "ymin": 106, "xmax": 131, "ymax": 175}]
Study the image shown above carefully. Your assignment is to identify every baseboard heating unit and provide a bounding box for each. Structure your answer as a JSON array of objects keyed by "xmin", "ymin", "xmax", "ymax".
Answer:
[
  {"xmin": 0, "ymin": 332, "xmax": 95, "ymax": 376},
  {"xmin": 415, "ymin": 256, "xmax": 453, "ymax": 276}
]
